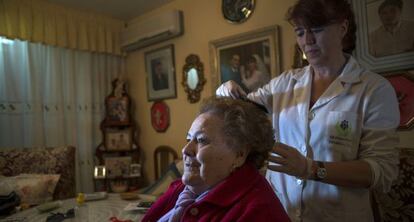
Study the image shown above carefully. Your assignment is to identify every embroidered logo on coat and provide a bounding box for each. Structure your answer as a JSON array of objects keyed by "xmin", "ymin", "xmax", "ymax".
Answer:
[{"xmin": 335, "ymin": 120, "xmax": 351, "ymax": 137}]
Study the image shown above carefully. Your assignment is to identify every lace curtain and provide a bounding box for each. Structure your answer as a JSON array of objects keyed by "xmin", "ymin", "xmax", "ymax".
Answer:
[{"xmin": 0, "ymin": 36, "xmax": 121, "ymax": 192}]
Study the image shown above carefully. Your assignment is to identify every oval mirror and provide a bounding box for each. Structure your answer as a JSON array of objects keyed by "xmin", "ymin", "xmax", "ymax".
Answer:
[
  {"xmin": 187, "ymin": 68, "xmax": 199, "ymax": 90},
  {"xmin": 182, "ymin": 54, "xmax": 205, "ymax": 103}
]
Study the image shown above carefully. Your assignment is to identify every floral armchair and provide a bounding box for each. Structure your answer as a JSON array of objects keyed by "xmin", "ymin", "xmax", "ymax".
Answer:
[
  {"xmin": 0, "ymin": 146, "xmax": 76, "ymax": 200},
  {"xmin": 373, "ymin": 148, "xmax": 414, "ymax": 222}
]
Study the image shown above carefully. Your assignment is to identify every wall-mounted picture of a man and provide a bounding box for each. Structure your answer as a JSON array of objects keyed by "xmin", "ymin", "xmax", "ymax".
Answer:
[
  {"xmin": 368, "ymin": 0, "xmax": 414, "ymax": 57},
  {"xmin": 152, "ymin": 59, "xmax": 169, "ymax": 91},
  {"xmin": 145, "ymin": 45, "xmax": 176, "ymax": 101}
]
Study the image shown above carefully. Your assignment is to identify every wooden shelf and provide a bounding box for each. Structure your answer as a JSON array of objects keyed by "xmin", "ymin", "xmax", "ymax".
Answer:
[{"xmin": 94, "ymin": 78, "xmax": 142, "ymax": 193}]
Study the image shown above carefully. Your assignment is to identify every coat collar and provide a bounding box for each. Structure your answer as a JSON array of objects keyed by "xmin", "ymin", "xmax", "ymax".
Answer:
[
  {"xmin": 290, "ymin": 55, "xmax": 363, "ymax": 110},
  {"xmin": 201, "ymin": 163, "xmax": 260, "ymax": 207},
  {"xmin": 292, "ymin": 54, "xmax": 362, "ymax": 85}
]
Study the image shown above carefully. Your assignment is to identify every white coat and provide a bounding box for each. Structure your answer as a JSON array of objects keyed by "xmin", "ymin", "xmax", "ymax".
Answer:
[{"xmin": 217, "ymin": 55, "xmax": 400, "ymax": 222}]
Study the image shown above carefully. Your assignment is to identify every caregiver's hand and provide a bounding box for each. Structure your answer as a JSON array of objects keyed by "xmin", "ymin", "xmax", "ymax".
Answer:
[
  {"xmin": 215, "ymin": 80, "xmax": 247, "ymax": 99},
  {"xmin": 268, "ymin": 142, "xmax": 309, "ymax": 178}
]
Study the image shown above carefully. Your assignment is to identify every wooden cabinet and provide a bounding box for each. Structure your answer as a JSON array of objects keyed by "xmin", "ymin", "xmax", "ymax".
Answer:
[{"xmin": 94, "ymin": 79, "xmax": 142, "ymax": 192}]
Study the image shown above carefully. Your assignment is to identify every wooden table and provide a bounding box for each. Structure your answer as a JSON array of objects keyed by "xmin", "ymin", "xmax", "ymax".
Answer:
[{"xmin": 2, "ymin": 194, "xmax": 144, "ymax": 222}]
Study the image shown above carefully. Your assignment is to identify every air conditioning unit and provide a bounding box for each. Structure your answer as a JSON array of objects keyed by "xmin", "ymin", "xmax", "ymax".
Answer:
[{"xmin": 121, "ymin": 10, "xmax": 184, "ymax": 52}]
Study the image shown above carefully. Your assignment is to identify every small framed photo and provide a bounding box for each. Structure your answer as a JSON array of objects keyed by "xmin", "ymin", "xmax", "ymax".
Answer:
[
  {"xmin": 209, "ymin": 25, "xmax": 280, "ymax": 93},
  {"xmin": 105, "ymin": 156, "xmax": 132, "ymax": 178},
  {"xmin": 94, "ymin": 165, "xmax": 106, "ymax": 179},
  {"xmin": 145, "ymin": 45, "xmax": 176, "ymax": 101},
  {"xmin": 351, "ymin": 0, "xmax": 414, "ymax": 73},
  {"xmin": 130, "ymin": 164, "xmax": 141, "ymax": 177},
  {"xmin": 106, "ymin": 95, "xmax": 130, "ymax": 125},
  {"xmin": 105, "ymin": 128, "xmax": 132, "ymax": 151}
]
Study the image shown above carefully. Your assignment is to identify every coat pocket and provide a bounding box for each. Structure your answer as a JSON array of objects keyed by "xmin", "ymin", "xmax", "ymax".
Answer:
[{"xmin": 326, "ymin": 111, "xmax": 360, "ymax": 159}]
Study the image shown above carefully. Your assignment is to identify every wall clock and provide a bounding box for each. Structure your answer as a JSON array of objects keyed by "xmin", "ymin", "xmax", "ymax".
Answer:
[{"xmin": 222, "ymin": 0, "xmax": 255, "ymax": 23}]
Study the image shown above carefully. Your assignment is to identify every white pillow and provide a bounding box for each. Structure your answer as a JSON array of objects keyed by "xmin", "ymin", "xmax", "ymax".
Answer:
[{"xmin": 0, "ymin": 174, "xmax": 60, "ymax": 205}]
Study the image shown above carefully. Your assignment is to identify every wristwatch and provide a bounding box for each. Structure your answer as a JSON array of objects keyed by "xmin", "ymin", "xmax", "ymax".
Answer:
[{"xmin": 313, "ymin": 161, "xmax": 327, "ymax": 181}]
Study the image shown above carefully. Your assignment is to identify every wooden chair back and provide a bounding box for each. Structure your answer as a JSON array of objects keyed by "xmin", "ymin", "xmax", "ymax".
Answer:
[{"xmin": 154, "ymin": 145, "xmax": 179, "ymax": 179}]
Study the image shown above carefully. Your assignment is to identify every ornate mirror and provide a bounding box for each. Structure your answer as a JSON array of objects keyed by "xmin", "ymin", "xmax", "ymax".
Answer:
[
  {"xmin": 182, "ymin": 54, "xmax": 206, "ymax": 103},
  {"xmin": 222, "ymin": 0, "xmax": 255, "ymax": 24}
]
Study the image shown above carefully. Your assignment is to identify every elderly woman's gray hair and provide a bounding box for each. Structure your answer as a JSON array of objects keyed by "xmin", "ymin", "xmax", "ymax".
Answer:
[{"xmin": 199, "ymin": 97, "xmax": 274, "ymax": 169}]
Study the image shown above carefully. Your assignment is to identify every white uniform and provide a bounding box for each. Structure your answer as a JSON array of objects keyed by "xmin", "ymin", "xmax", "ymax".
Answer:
[{"xmin": 216, "ymin": 56, "xmax": 400, "ymax": 222}]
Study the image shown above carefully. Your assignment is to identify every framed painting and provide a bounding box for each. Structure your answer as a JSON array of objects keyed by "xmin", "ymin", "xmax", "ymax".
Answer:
[
  {"xmin": 150, "ymin": 101, "xmax": 170, "ymax": 132},
  {"xmin": 384, "ymin": 71, "xmax": 414, "ymax": 130},
  {"xmin": 106, "ymin": 96, "xmax": 130, "ymax": 125},
  {"xmin": 145, "ymin": 45, "xmax": 176, "ymax": 101},
  {"xmin": 105, "ymin": 156, "xmax": 131, "ymax": 178},
  {"xmin": 209, "ymin": 25, "xmax": 280, "ymax": 93},
  {"xmin": 104, "ymin": 128, "xmax": 132, "ymax": 151},
  {"xmin": 351, "ymin": 0, "xmax": 414, "ymax": 73}
]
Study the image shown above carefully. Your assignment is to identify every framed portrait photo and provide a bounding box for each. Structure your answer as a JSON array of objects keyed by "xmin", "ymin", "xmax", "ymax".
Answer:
[
  {"xmin": 384, "ymin": 71, "xmax": 414, "ymax": 130},
  {"xmin": 105, "ymin": 128, "xmax": 132, "ymax": 151},
  {"xmin": 105, "ymin": 156, "xmax": 132, "ymax": 178},
  {"xmin": 209, "ymin": 25, "xmax": 280, "ymax": 93},
  {"xmin": 351, "ymin": 0, "xmax": 414, "ymax": 73},
  {"xmin": 145, "ymin": 45, "xmax": 176, "ymax": 101}
]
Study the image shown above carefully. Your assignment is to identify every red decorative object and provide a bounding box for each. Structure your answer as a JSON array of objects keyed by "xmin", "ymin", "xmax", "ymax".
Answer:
[
  {"xmin": 385, "ymin": 73, "xmax": 414, "ymax": 130},
  {"xmin": 110, "ymin": 217, "xmax": 132, "ymax": 222},
  {"xmin": 151, "ymin": 101, "xmax": 170, "ymax": 132}
]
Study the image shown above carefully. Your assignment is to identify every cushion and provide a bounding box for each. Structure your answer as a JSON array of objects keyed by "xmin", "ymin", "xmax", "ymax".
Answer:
[
  {"xmin": 141, "ymin": 163, "xmax": 181, "ymax": 196},
  {"xmin": 0, "ymin": 174, "xmax": 60, "ymax": 205},
  {"xmin": 0, "ymin": 146, "xmax": 75, "ymax": 200}
]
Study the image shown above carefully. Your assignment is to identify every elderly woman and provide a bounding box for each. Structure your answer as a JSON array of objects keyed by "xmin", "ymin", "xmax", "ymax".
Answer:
[
  {"xmin": 217, "ymin": 0, "xmax": 400, "ymax": 221},
  {"xmin": 142, "ymin": 97, "xmax": 290, "ymax": 222}
]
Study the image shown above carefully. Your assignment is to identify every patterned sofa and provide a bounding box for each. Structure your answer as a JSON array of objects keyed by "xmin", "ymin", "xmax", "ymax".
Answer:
[
  {"xmin": 0, "ymin": 146, "xmax": 76, "ymax": 200},
  {"xmin": 373, "ymin": 148, "xmax": 414, "ymax": 222}
]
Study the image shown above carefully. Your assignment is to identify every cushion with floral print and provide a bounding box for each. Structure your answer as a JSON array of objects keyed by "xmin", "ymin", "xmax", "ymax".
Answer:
[
  {"xmin": 0, "ymin": 146, "xmax": 76, "ymax": 200},
  {"xmin": 0, "ymin": 174, "xmax": 60, "ymax": 205}
]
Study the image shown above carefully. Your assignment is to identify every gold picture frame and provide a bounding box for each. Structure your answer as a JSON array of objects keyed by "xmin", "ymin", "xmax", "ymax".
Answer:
[
  {"xmin": 351, "ymin": 0, "xmax": 414, "ymax": 73},
  {"xmin": 209, "ymin": 25, "xmax": 281, "ymax": 93}
]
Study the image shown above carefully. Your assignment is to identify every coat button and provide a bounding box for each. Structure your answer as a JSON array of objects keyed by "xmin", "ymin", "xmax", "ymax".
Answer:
[
  {"xmin": 308, "ymin": 111, "xmax": 315, "ymax": 120},
  {"xmin": 296, "ymin": 179, "xmax": 303, "ymax": 185},
  {"xmin": 190, "ymin": 207, "xmax": 199, "ymax": 216}
]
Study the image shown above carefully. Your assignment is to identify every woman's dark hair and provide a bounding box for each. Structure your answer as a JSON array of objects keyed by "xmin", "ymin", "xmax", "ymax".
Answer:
[
  {"xmin": 286, "ymin": 0, "xmax": 357, "ymax": 54},
  {"xmin": 199, "ymin": 97, "xmax": 274, "ymax": 169}
]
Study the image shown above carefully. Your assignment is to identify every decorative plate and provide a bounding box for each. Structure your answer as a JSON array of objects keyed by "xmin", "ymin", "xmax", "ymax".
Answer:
[{"xmin": 151, "ymin": 101, "xmax": 170, "ymax": 132}]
